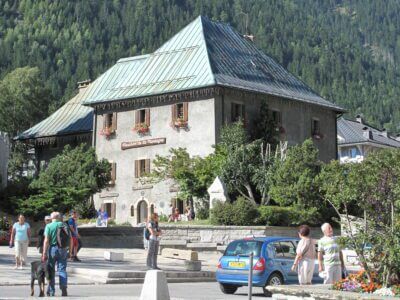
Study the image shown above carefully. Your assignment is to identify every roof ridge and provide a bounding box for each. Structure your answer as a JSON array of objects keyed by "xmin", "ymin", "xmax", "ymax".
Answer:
[{"xmin": 198, "ymin": 15, "xmax": 217, "ymax": 86}]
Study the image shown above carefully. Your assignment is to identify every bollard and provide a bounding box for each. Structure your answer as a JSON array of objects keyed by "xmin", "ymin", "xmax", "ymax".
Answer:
[{"xmin": 248, "ymin": 252, "xmax": 253, "ymax": 300}]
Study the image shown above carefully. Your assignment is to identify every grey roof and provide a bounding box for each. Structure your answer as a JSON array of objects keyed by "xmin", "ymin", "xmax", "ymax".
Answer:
[
  {"xmin": 337, "ymin": 118, "xmax": 400, "ymax": 148},
  {"xmin": 16, "ymin": 86, "xmax": 93, "ymax": 141},
  {"xmin": 82, "ymin": 16, "xmax": 344, "ymax": 112}
]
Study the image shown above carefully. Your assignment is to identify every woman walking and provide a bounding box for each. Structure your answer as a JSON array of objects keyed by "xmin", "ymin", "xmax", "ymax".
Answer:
[
  {"xmin": 291, "ymin": 225, "xmax": 315, "ymax": 285},
  {"xmin": 146, "ymin": 213, "xmax": 161, "ymax": 270},
  {"xmin": 10, "ymin": 214, "xmax": 31, "ymax": 269}
]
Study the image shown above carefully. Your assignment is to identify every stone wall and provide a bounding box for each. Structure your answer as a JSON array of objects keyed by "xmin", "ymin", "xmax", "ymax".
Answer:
[
  {"xmin": 160, "ymin": 225, "xmax": 340, "ymax": 245},
  {"xmin": 78, "ymin": 226, "xmax": 144, "ymax": 248}
]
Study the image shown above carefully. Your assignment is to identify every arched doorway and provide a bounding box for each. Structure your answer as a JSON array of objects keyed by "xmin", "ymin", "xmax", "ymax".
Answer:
[{"xmin": 137, "ymin": 200, "xmax": 148, "ymax": 224}]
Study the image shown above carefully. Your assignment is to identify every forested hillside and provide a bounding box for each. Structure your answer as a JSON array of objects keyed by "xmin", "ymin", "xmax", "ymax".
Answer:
[{"xmin": 0, "ymin": 0, "xmax": 399, "ymax": 132}]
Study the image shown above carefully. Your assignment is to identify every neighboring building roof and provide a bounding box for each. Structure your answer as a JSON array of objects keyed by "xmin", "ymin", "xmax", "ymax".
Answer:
[
  {"xmin": 82, "ymin": 16, "xmax": 344, "ymax": 112},
  {"xmin": 15, "ymin": 85, "xmax": 93, "ymax": 142},
  {"xmin": 337, "ymin": 117, "xmax": 400, "ymax": 148}
]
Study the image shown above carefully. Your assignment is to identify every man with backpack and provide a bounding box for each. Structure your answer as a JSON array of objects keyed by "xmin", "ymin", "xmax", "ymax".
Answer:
[
  {"xmin": 146, "ymin": 213, "xmax": 161, "ymax": 270},
  {"xmin": 42, "ymin": 211, "xmax": 70, "ymax": 297}
]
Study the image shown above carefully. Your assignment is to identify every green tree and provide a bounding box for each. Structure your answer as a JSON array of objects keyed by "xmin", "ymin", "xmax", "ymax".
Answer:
[
  {"xmin": 20, "ymin": 144, "xmax": 110, "ymax": 218},
  {"xmin": 0, "ymin": 67, "xmax": 52, "ymax": 135}
]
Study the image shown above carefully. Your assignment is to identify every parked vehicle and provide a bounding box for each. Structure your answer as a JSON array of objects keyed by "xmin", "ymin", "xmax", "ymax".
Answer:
[{"xmin": 216, "ymin": 237, "xmax": 321, "ymax": 296}]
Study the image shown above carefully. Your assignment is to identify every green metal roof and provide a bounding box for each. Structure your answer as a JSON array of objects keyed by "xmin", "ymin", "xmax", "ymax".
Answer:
[
  {"xmin": 16, "ymin": 85, "xmax": 94, "ymax": 141},
  {"xmin": 82, "ymin": 16, "xmax": 343, "ymax": 112}
]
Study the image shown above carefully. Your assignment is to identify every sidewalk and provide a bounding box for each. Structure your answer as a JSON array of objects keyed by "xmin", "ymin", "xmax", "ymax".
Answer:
[{"xmin": 0, "ymin": 246, "xmax": 219, "ymax": 285}]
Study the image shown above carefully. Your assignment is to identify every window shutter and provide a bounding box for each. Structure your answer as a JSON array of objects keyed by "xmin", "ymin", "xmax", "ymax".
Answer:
[
  {"xmin": 183, "ymin": 102, "xmax": 189, "ymax": 122},
  {"xmin": 111, "ymin": 202, "xmax": 116, "ymax": 219},
  {"xmin": 135, "ymin": 110, "xmax": 140, "ymax": 126},
  {"xmin": 171, "ymin": 104, "xmax": 177, "ymax": 121},
  {"xmin": 111, "ymin": 113, "xmax": 117, "ymax": 132},
  {"xmin": 103, "ymin": 115, "xmax": 107, "ymax": 130},
  {"xmin": 135, "ymin": 160, "xmax": 139, "ymax": 178},
  {"xmin": 145, "ymin": 159, "xmax": 150, "ymax": 174},
  {"xmin": 145, "ymin": 109, "xmax": 150, "ymax": 127},
  {"xmin": 110, "ymin": 162, "xmax": 116, "ymax": 185}
]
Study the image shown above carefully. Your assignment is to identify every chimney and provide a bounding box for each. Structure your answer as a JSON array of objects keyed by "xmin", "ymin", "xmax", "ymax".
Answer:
[
  {"xmin": 243, "ymin": 34, "xmax": 255, "ymax": 42},
  {"xmin": 363, "ymin": 126, "xmax": 373, "ymax": 140},
  {"xmin": 381, "ymin": 128, "xmax": 388, "ymax": 138},
  {"xmin": 77, "ymin": 79, "xmax": 91, "ymax": 89},
  {"xmin": 356, "ymin": 114, "xmax": 363, "ymax": 124}
]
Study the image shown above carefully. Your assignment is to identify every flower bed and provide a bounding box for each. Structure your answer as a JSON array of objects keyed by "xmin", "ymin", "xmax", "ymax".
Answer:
[{"xmin": 333, "ymin": 271, "xmax": 400, "ymax": 296}]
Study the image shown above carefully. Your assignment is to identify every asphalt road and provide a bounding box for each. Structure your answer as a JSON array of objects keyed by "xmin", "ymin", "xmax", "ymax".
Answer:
[{"xmin": 0, "ymin": 282, "xmax": 271, "ymax": 299}]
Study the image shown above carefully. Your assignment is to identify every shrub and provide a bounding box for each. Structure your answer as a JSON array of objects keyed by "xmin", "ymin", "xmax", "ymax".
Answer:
[
  {"xmin": 196, "ymin": 207, "xmax": 209, "ymax": 220},
  {"xmin": 211, "ymin": 197, "xmax": 259, "ymax": 226},
  {"xmin": 256, "ymin": 205, "xmax": 321, "ymax": 226}
]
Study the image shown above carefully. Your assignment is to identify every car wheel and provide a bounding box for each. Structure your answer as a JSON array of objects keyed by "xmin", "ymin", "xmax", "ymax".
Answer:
[
  {"xmin": 263, "ymin": 272, "xmax": 284, "ymax": 297},
  {"xmin": 219, "ymin": 283, "xmax": 238, "ymax": 294}
]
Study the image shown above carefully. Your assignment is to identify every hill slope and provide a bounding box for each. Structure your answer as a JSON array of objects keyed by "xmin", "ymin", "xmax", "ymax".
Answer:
[{"xmin": 0, "ymin": 0, "xmax": 399, "ymax": 132}]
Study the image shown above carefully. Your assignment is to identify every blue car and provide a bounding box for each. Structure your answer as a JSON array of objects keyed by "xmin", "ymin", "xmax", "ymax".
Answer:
[{"xmin": 216, "ymin": 236, "xmax": 320, "ymax": 296}]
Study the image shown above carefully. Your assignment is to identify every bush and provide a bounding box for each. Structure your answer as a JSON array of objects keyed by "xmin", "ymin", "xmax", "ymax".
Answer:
[
  {"xmin": 196, "ymin": 207, "xmax": 209, "ymax": 220},
  {"xmin": 256, "ymin": 205, "xmax": 321, "ymax": 226},
  {"xmin": 211, "ymin": 197, "xmax": 259, "ymax": 226}
]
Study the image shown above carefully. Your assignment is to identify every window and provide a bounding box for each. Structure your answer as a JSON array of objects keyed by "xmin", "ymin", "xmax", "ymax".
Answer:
[
  {"xmin": 271, "ymin": 110, "xmax": 282, "ymax": 125},
  {"xmin": 103, "ymin": 113, "xmax": 117, "ymax": 133},
  {"xmin": 312, "ymin": 118, "xmax": 320, "ymax": 135},
  {"xmin": 135, "ymin": 159, "xmax": 150, "ymax": 178},
  {"xmin": 101, "ymin": 202, "xmax": 116, "ymax": 219},
  {"xmin": 171, "ymin": 198, "xmax": 186, "ymax": 214},
  {"xmin": 350, "ymin": 147, "xmax": 361, "ymax": 158},
  {"xmin": 225, "ymin": 240, "xmax": 263, "ymax": 257},
  {"xmin": 130, "ymin": 205, "xmax": 135, "ymax": 217},
  {"xmin": 109, "ymin": 162, "xmax": 116, "ymax": 186},
  {"xmin": 172, "ymin": 102, "xmax": 188, "ymax": 126},
  {"xmin": 135, "ymin": 109, "xmax": 150, "ymax": 126},
  {"xmin": 273, "ymin": 241, "xmax": 296, "ymax": 259},
  {"xmin": 231, "ymin": 103, "xmax": 246, "ymax": 122}
]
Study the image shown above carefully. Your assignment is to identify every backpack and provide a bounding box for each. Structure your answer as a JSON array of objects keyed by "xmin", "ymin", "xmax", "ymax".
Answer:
[
  {"xmin": 144, "ymin": 226, "xmax": 150, "ymax": 241},
  {"xmin": 57, "ymin": 222, "xmax": 71, "ymax": 248}
]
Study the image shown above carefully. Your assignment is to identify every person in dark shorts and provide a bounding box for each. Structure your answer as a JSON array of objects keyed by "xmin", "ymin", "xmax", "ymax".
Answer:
[
  {"xmin": 67, "ymin": 211, "xmax": 80, "ymax": 262},
  {"xmin": 37, "ymin": 216, "xmax": 51, "ymax": 254}
]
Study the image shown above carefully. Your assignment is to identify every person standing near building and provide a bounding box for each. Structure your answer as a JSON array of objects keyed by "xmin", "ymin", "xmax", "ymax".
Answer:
[
  {"xmin": 291, "ymin": 225, "xmax": 315, "ymax": 285},
  {"xmin": 318, "ymin": 223, "xmax": 345, "ymax": 284},
  {"xmin": 42, "ymin": 212, "xmax": 69, "ymax": 297},
  {"xmin": 68, "ymin": 211, "xmax": 80, "ymax": 261},
  {"xmin": 146, "ymin": 213, "xmax": 161, "ymax": 270},
  {"xmin": 10, "ymin": 214, "xmax": 31, "ymax": 269},
  {"xmin": 37, "ymin": 216, "xmax": 51, "ymax": 254}
]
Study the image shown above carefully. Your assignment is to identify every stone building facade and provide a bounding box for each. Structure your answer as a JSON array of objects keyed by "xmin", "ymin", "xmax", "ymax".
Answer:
[{"xmin": 82, "ymin": 16, "xmax": 344, "ymax": 224}]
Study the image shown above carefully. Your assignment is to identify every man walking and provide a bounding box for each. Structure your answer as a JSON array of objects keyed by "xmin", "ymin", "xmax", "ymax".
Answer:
[
  {"xmin": 42, "ymin": 212, "xmax": 69, "ymax": 297},
  {"xmin": 68, "ymin": 210, "xmax": 80, "ymax": 261},
  {"xmin": 318, "ymin": 223, "xmax": 345, "ymax": 284}
]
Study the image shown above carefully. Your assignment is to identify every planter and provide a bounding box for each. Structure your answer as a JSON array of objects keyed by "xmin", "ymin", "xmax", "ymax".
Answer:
[
  {"xmin": 133, "ymin": 124, "xmax": 150, "ymax": 134},
  {"xmin": 173, "ymin": 119, "xmax": 188, "ymax": 128},
  {"xmin": 99, "ymin": 128, "xmax": 114, "ymax": 139}
]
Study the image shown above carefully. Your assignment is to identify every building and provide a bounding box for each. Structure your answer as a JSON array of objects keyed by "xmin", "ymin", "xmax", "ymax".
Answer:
[
  {"xmin": 337, "ymin": 116, "xmax": 400, "ymax": 163},
  {"xmin": 81, "ymin": 16, "xmax": 344, "ymax": 224},
  {"xmin": 0, "ymin": 132, "xmax": 10, "ymax": 189},
  {"xmin": 15, "ymin": 81, "xmax": 93, "ymax": 173}
]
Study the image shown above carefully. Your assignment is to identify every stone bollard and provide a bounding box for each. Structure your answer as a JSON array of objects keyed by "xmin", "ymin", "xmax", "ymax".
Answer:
[
  {"xmin": 184, "ymin": 260, "xmax": 202, "ymax": 271},
  {"xmin": 104, "ymin": 251, "xmax": 124, "ymax": 262},
  {"xmin": 139, "ymin": 270, "xmax": 170, "ymax": 300}
]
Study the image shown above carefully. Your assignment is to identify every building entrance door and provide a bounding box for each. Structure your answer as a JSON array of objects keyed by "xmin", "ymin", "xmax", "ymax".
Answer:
[{"xmin": 137, "ymin": 200, "xmax": 148, "ymax": 224}]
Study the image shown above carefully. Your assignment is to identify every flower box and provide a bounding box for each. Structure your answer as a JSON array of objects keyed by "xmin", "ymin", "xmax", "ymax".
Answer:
[
  {"xmin": 173, "ymin": 119, "xmax": 188, "ymax": 128},
  {"xmin": 133, "ymin": 123, "xmax": 150, "ymax": 134},
  {"xmin": 99, "ymin": 127, "xmax": 113, "ymax": 139},
  {"xmin": 312, "ymin": 133, "xmax": 323, "ymax": 140}
]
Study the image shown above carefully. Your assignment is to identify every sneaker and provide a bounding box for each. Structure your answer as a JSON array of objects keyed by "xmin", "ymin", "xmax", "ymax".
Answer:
[
  {"xmin": 61, "ymin": 288, "xmax": 68, "ymax": 297},
  {"xmin": 73, "ymin": 256, "xmax": 81, "ymax": 262},
  {"xmin": 18, "ymin": 265, "xmax": 23, "ymax": 270}
]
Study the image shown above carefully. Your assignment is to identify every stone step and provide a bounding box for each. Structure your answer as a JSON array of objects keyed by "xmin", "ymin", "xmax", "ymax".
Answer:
[{"xmin": 105, "ymin": 276, "xmax": 216, "ymax": 284}]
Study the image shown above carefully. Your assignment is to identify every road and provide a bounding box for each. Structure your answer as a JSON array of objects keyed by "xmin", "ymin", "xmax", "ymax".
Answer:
[{"xmin": 0, "ymin": 282, "xmax": 271, "ymax": 299}]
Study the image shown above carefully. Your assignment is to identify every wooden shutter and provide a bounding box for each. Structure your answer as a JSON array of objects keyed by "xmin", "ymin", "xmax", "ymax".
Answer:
[
  {"xmin": 183, "ymin": 102, "xmax": 189, "ymax": 122},
  {"xmin": 110, "ymin": 162, "xmax": 116, "ymax": 185},
  {"xmin": 134, "ymin": 160, "xmax": 139, "ymax": 178},
  {"xmin": 103, "ymin": 115, "xmax": 107, "ymax": 130},
  {"xmin": 171, "ymin": 104, "xmax": 177, "ymax": 121},
  {"xmin": 135, "ymin": 110, "xmax": 140, "ymax": 126},
  {"xmin": 145, "ymin": 109, "xmax": 150, "ymax": 127},
  {"xmin": 111, "ymin": 113, "xmax": 117, "ymax": 132},
  {"xmin": 111, "ymin": 202, "xmax": 116, "ymax": 219},
  {"xmin": 145, "ymin": 159, "xmax": 150, "ymax": 174}
]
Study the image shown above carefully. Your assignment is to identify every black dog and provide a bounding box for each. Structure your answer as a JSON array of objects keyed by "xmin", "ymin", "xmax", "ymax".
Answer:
[{"xmin": 30, "ymin": 261, "xmax": 49, "ymax": 297}]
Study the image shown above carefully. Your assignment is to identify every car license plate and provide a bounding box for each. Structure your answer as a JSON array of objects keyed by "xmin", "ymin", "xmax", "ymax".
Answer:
[{"xmin": 229, "ymin": 261, "xmax": 246, "ymax": 268}]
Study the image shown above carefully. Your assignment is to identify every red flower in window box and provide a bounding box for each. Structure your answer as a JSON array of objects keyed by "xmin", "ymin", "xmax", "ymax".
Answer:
[
  {"xmin": 100, "ymin": 127, "xmax": 113, "ymax": 139},
  {"xmin": 133, "ymin": 123, "xmax": 150, "ymax": 134},
  {"xmin": 312, "ymin": 133, "xmax": 323, "ymax": 140},
  {"xmin": 275, "ymin": 126, "xmax": 286, "ymax": 134},
  {"xmin": 173, "ymin": 118, "xmax": 188, "ymax": 128}
]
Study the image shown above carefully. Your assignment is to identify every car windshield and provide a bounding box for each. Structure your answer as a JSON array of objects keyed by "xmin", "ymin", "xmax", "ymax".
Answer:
[{"xmin": 224, "ymin": 240, "xmax": 263, "ymax": 257}]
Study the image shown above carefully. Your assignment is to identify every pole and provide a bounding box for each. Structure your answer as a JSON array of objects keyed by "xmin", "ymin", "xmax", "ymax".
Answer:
[{"xmin": 248, "ymin": 252, "xmax": 253, "ymax": 300}]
